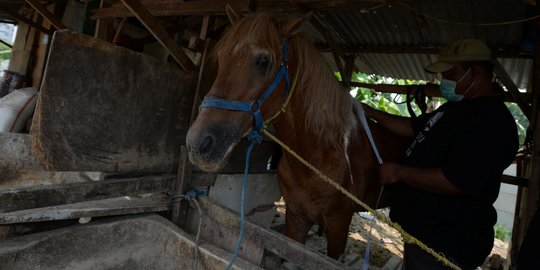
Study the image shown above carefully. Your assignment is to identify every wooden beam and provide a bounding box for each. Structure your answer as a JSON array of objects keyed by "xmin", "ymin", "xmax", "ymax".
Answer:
[
  {"xmin": 253, "ymin": 0, "xmax": 392, "ymax": 12},
  {"xmin": 310, "ymin": 16, "xmax": 347, "ymax": 85},
  {"xmin": 0, "ymin": 193, "xmax": 169, "ymax": 224},
  {"xmin": 120, "ymin": 0, "xmax": 195, "ymax": 72},
  {"xmin": 502, "ymin": 174, "xmax": 529, "ymax": 187},
  {"xmin": 24, "ymin": 0, "xmax": 67, "ymax": 30},
  {"xmin": 0, "ymin": 173, "xmax": 216, "ymax": 213},
  {"xmin": 494, "ymin": 59, "xmax": 531, "ymax": 119},
  {"xmin": 315, "ymin": 44, "xmax": 534, "ymax": 59},
  {"xmin": 0, "ymin": 3, "xmax": 53, "ymax": 35},
  {"xmin": 349, "ymin": 82, "xmax": 531, "ymax": 103},
  {"xmin": 0, "ymin": 175, "xmax": 176, "ymax": 212},
  {"xmin": 91, "ymin": 0, "xmax": 250, "ymax": 19}
]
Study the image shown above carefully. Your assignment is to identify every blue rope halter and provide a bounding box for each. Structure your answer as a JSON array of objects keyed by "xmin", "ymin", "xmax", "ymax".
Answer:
[
  {"xmin": 200, "ymin": 39, "xmax": 290, "ymax": 144},
  {"xmin": 200, "ymin": 40, "xmax": 290, "ymax": 269}
]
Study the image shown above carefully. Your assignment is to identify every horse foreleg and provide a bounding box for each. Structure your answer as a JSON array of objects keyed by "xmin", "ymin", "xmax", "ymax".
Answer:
[
  {"xmin": 284, "ymin": 208, "xmax": 313, "ymax": 244},
  {"xmin": 325, "ymin": 213, "xmax": 353, "ymax": 259}
]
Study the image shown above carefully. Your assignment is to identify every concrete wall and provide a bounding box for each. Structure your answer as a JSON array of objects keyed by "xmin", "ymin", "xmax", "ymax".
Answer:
[{"xmin": 494, "ymin": 164, "xmax": 518, "ymax": 231}]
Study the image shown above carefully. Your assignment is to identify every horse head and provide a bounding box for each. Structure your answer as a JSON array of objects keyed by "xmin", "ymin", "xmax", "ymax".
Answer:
[{"xmin": 186, "ymin": 6, "xmax": 312, "ymax": 172}]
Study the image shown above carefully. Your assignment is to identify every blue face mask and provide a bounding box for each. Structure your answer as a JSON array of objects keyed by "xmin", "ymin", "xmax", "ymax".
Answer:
[{"xmin": 439, "ymin": 68, "xmax": 474, "ymax": 102}]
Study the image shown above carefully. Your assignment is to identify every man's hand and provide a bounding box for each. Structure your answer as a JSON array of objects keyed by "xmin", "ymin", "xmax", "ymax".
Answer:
[
  {"xmin": 378, "ymin": 162, "xmax": 403, "ymax": 184},
  {"xmin": 378, "ymin": 163, "xmax": 466, "ymax": 196}
]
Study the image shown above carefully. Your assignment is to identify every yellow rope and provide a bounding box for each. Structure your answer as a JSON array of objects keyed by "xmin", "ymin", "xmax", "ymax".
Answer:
[{"xmin": 261, "ymin": 129, "xmax": 462, "ymax": 270}]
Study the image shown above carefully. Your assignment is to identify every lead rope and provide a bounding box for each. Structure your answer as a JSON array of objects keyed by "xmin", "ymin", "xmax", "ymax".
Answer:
[
  {"xmin": 225, "ymin": 135, "xmax": 260, "ymax": 270},
  {"xmin": 358, "ymin": 108, "xmax": 384, "ymax": 270},
  {"xmin": 261, "ymin": 129, "xmax": 461, "ymax": 270}
]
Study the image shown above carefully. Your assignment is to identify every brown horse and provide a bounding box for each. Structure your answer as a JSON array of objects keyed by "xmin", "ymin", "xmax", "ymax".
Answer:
[{"xmin": 186, "ymin": 7, "xmax": 407, "ymax": 259}]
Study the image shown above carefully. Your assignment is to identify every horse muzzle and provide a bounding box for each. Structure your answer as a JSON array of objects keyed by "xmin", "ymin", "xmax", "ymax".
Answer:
[{"xmin": 186, "ymin": 122, "xmax": 242, "ymax": 172}]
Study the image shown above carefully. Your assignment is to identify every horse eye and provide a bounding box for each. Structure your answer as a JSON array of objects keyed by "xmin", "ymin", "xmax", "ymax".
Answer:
[{"xmin": 254, "ymin": 55, "xmax": 271, "ymax": 74}]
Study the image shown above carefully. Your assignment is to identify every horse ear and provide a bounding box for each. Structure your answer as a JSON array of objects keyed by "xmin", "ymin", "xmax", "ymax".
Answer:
[
  {"xmin": 226, "ymin": 4, "xmax": 243, "ymax": 24},
  {"xmin": 280, "ymin": 11, "xmax": 314, "ymax": 37}
]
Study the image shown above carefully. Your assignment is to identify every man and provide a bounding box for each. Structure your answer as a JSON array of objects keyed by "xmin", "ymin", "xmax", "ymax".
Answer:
[{"xmin": 364, "ymin": 39, "xmax": 519, "ymax": 269}]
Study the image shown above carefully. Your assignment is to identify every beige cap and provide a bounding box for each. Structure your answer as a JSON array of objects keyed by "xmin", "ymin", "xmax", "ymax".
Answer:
[{"xmin": 424, "ymin": 39, "xmax": 492, "ymax": 73}]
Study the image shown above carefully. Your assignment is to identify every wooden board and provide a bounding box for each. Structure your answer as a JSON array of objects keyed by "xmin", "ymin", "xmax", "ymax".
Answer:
[
  {"xmin": 193, "ymin": 198, "xmax": 345, "ymax": 270},
  {"xmin": 32, "ymin": 31, "xmax": 195, "ymax": 172},
  {"xmin": 0, "ymin": 193, "xmax": 170, "ymax": 224},
  {"xmin": 0, "ymin": 172, "xmax": 216, "ymax": 212}
]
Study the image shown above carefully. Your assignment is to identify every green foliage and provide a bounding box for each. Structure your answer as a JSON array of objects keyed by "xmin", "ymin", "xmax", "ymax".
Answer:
[
  {"xmin": 494, "ymin": 224, "xmax": 511, "ymax": 241},
  {"xmin": 347, "ymin": 72, "xmax": 529, "ymax": 146},
  {"xmin": 0, "ymin": 49, "xmax": 11, "ymax": 62},
  {"xmin": 349, "ymin": 72, "xmax": 434, "ymax": 117},
  {"xmin": 505, "ymin": 102, "xmax": 528, "ymax": 146}
]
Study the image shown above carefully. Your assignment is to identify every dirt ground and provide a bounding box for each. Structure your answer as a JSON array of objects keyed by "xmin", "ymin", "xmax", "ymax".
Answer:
[{"xmin": 274, "ymin": 201, "xmax": 509, "ymax": 269}]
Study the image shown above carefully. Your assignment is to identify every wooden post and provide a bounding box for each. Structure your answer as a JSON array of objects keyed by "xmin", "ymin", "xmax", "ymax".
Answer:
[
  {"xmin": 190, "ymin": 15, "xmax": 215, "ymax": 125},
  {"xmin": 494, "ymin": 59, "xmax": 531, "ymax": 119},
  {"xmin": 171, "ymin": 146, "xmax": 192, "ymax": 226},
  {"xmin": 510, "ymin": 40, "xmax": 540, "ymax": 269},
  {"xmin": 113, "ymin": 17, "xmax": 128, "ymax": 44},
  {"xmin": 120, "ymin": 0, "xmax": 195, "ymax": 72}
]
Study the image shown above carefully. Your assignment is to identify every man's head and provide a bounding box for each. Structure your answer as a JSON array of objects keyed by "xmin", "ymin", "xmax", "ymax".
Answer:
[
  {"xmin": 425, "ymin": 39, "xmax": 491, "ymax": 74},
  {"xmin": 425, "ymin": 39, "xmax": 497, "ymax": 101}
]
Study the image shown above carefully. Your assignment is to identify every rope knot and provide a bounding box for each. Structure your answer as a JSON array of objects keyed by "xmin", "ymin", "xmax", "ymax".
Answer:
[
  {"xmin": 247, "ymin": 130, "xmax": 263, "ymax": 144},
  {"xmin": 169, "ymin": 187, "xmax": 206, "ymax": 204}
]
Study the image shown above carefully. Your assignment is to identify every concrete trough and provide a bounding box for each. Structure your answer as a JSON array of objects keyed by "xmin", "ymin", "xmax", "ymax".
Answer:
[{"xmin": 0, "ymin": 214, "xmax": 260, "ymax": 270}]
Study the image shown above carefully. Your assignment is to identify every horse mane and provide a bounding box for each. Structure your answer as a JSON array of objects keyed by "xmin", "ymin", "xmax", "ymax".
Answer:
[{"xmin": 213, "ymin": 13, "xmax": 354, "ymax": 148}]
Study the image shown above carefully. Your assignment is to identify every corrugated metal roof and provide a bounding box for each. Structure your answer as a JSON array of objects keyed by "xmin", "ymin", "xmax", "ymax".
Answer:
[{"xmin": 305, "ymin": 0, "xmax": 534, "ymax": 90}]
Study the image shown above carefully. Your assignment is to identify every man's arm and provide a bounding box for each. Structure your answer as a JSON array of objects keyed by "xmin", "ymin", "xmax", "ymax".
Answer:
[
  {"xmin": 363, "ymin": 105, "xmax": 415, "ymax": 138},
  {"xmin": 379, "ymin": 162, "xmax": 465, "ymax": 196}
]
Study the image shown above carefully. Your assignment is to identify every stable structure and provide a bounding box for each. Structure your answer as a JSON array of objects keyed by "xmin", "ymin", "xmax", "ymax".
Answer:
[{"xmin": 0, "ymin": 0, "xmax": 538, "ymax": 269}]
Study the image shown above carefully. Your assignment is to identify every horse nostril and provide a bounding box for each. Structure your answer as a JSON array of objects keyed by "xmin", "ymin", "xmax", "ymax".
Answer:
[{"xmin": 199, "ymin": 135, "xmax": 215, "ymax": 155}]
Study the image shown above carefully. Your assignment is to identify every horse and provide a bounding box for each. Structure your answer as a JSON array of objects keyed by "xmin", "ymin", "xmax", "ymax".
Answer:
[{"xmin": 186, "ymin": 6, "xmax": 408, "ymax": 259}]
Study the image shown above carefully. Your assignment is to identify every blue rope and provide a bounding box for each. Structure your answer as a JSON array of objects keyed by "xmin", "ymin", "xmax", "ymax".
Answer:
[{"xmin": 225, "ymin": 139, "xmax": 257, "ymax": 270}]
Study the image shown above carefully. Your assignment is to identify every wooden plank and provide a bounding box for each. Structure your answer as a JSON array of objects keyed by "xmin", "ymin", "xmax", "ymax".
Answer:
[
  {"xmin": 350, "ymin": 81, "xmax": 530, "ymax": 103},
  {"xmin": 493, "ymin": 59, "xmax": 531, "ymax": 119},
  {"xmin": 171, "ymin": 146, "xmax": 192, "ymax": 225},
  {"xmin": 119, "ymin": 0, "xmax": 195, "ymax": 72},
  {"xmin": 0, "ymin": 193, "xmax": 169, "ymax": 224},
  {"xmin": 0, "ymin": 175, "xmax": 176, "ymax": 212},
  {"xmin": 501, "ymin": 174, "xmax": 528, "ymax": 187},
  {"xmin": 31, "ymin": 31, "xmax": 195, "ymax": 172},
  {"xmin": 24, "ymin": 0, "xmax": 67, "ymax": 30},
  {"xmin": 91, "ymin": 0, "xmax": 250, "ymax": 19},
  {"xmin": 203, "ymin": 174, "xmax": 281, "ymax": 265},
  {"xmin": 0, "ymin": 3, "xmax": 53, "ymax": 35},
  {"xmin": 198, "ymin": 197, "xmax": 345, "ymax": 269}
]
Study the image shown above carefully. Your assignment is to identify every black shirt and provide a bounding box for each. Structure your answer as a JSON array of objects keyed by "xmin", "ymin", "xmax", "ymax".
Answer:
[{"xmin": 390, "ymin": 96, "xmax": 519, "ymax": 266}]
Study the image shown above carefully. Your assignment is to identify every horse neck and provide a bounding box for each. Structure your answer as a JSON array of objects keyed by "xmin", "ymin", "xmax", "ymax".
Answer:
[{"xmin": 271, "ymin": 40, "xmax": 356, "ymax": 152}]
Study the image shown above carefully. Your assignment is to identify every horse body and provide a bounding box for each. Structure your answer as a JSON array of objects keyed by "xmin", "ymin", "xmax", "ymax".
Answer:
[{"xmin": 186, "ymin": 9, "xmax": 407, "ymax": 259}]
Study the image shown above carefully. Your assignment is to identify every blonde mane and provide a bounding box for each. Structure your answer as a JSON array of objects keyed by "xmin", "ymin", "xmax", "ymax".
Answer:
[{"xmin": 213, "ymin": 13, "xmax": 354, "ymax": 147}]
